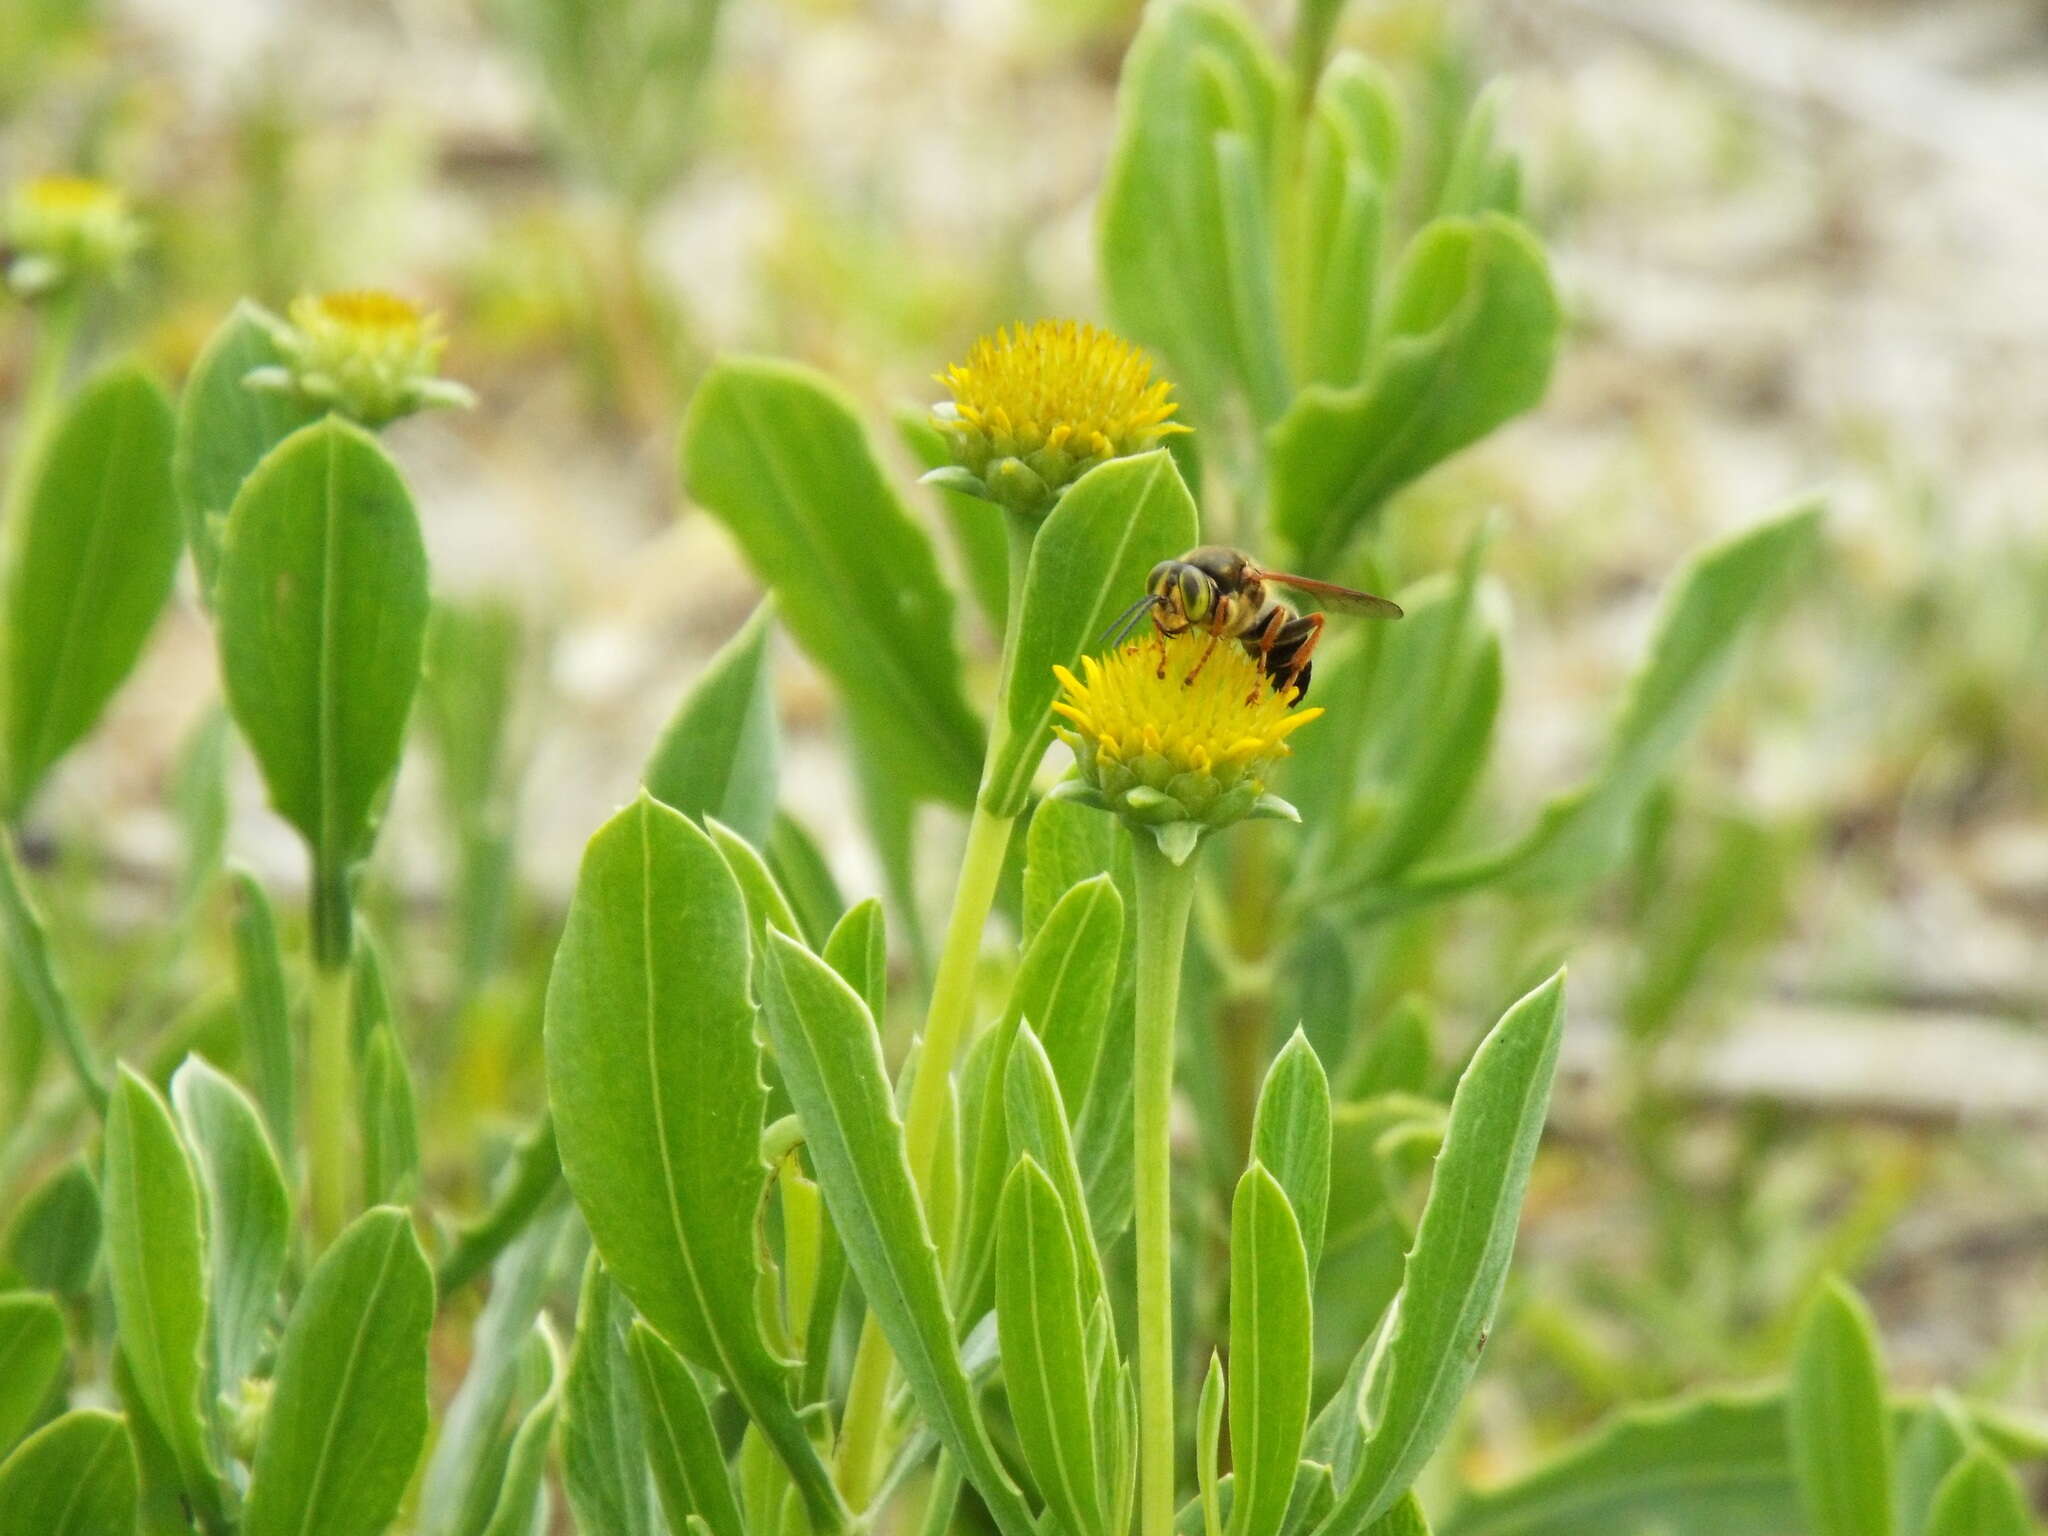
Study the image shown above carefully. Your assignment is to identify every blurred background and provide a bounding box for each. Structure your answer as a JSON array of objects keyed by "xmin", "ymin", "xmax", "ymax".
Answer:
[{"xmin": 7, "ymin": 0, "xmax": 2048, "ymax": 1480}]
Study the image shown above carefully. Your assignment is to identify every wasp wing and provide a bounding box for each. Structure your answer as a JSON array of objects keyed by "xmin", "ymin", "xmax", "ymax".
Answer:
[{"xmin": 1254, "ymin": 568, "xmax": 1404, "ymax": 619}]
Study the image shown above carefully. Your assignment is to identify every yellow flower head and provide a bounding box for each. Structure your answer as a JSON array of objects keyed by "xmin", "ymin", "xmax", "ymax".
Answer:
[
  {"xmin": 930, "ymin": 320, "xmax": 1188, "ymax": 516},
  {"xmin": 248, "ymin": 289, "xmax": 474, "ymax": 428},
  {"xmin": 1052, "ymin": 630, "xmax": 1320, "ymax": 860},
  {"xmin": 5, "ymin": 175, "xmax": 143, "ymax": 297}
]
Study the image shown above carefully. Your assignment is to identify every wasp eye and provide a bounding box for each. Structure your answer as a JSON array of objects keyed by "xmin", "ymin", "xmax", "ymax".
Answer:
[
  {"xmin": 1145, "ymin": 561, "xmax": 1175, "ymax": 597},
  {"xmin": 1178, "ymin": 571, "xmax": 1211, "ymax": 619}
]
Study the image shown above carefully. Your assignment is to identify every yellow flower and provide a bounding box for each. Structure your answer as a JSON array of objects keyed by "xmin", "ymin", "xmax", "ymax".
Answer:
[
  {"xmin": 5, "ymin": 175, "xmax": 143, "ymax": 298},
  {"xmin": 1052, "ymin": 629, "xmax": 1320, "ymax": 860},
  {"xmin": 247, "ymin": 289, "xmax": 474, "ymax": 428},
  {"xmin": 929, "ymin": 320, "xmax": 1188, "ymax": 516}
]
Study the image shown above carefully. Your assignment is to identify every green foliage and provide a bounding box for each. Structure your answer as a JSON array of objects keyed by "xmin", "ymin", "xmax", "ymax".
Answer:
[
  {"xmin": 682, "ymin": 359, "xmax": 984, "ymax": 808},
  {"xmin": 5, "ymin": 364, "xmax": 182, "ymax": 810},
  {"xmin": 645, "ymin": 599, "xmax": 779, "ymax": 846},
  {"xmin": 215, "ymin": 418, "xmax": 430, "ymax": 962},
  {"xmin": 0, "ymin": 1291, "xmax": 65, "ymax": 1449},
  {"xmin": 1787, "ymin": 1280, "xmax": 1893, "ymax": 1536},
  {"xmin": 1924, "ymin": 1453, "xmax": 2033, "ymax": 1536},
  {"xmin": 544, "ymin": 794, "xmax": 842, "ymax": 1530},
  {"xmin": 0, "ymin": 1410, "xmax": 137, "ymax": 1536},
  {"xmin": 242, "ymin": 1207, "xmax": 434, "ymax": 1536},
  {"xmin": 1228, "ymin": 1165, "xmax": 1314, "ymax": 1536}
]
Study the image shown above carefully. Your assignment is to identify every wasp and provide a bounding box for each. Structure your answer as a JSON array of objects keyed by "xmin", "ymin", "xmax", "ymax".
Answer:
[{"xmin": 1103, "ymin": 545, "xmax": 1402, "ymax": 703}]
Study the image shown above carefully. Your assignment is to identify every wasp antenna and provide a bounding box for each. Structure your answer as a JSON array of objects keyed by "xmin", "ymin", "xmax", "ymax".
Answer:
[{"xmin": 1099, "ymin": 593, "xmax": 1161, "ymax": 649}]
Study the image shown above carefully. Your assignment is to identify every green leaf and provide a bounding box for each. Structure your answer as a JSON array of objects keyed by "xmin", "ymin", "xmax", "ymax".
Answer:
[
  {"xmin": 436, "ymin": 1112, "xmax": 562, "ymax": 1297},
  {"xmin": 1358, "ymin": 1493, "xmax": 1430, "ymax": 1536},
  {"xmin": 169, "ymin": 1055, "xmax": 290, "ymax": 1390},
  {"xmin": 1269, "ymin": 214, "xmax": 1559, "ymax": 567},
  {"xmin": 1023, "ymin": 794, "xmax": 1124, "ymax": 943},
  {"xmin": 758, "ymin": 929, "xmax": 1035, "ymax": 1536},
  {"xmin": 171, "ymin": 707, "xmax": 232, "ymax": 914},
  {"xmin": 0, "ymin": 1410, "xmax": 137, "ymax": 1536},
  {"xmin": 1252, "ymin": 1030, "xmax": 1332, "ymax": 1276},
  {"xmin": 1924, "ymin": 1452, "xmax": 2032, "ymax": 1536},
  {"xmin": 101, "ymin": 1065, "xmax": 218, "ymax": 1522},
  {"xmin": 360, "ymin": 1023, "xmax": 421, "ymax": 1205},
  {"xmin": 1342, "ymin": 999, "xmax": 1434, "ymax": 1101},
  {"xmin": 242, "ymin": 1207, "xmax": 435, "ymax": 1536},
  {"xmin": 1897, "ymin": 1394, "xmax": 1976, "ymax": 1536},
  {"xmin": 822, "ymin": 897, "xmax": 888, "ymax": 1021},
  {"xmin": 1295, "ymin": 57, "xmax": 1400, "ymax": 388},
  {"xmin": 3, "ymin": 1158, "xmax": 99, "ymax": 1295},
  {"xmin": 645, "ymin": 600, "xmax": 779, "ymax": 848},
  {"xmin": 1325, "ymin": 973, "xmax": 1566, "ymax": 1530},
  {"xmin": 1438, "ymin": 1388, "xmax": 1802, "ymax": 1536},
  {"xmin": 1100, "ymin": 0, "xmax": 1290, "ymax": 421},
  {"xmin": 172, "ymin": 301, "xmax": 320, "ymax": 597},
  {"xmin": 1003, "ymin": 1026, "xmax": 1105, "ymax": 1309},
  {"xmin": 227, "ymin": 868, "xmax": 295, "ymax": 1155},
  {"xmin": 981, "ymin": 450, "xmax": 1201, "ymax": 816},
  {"xmin": 1198, "ymin": 1354, "xmax": 1227, "ymax": 1536},
  {"xmin": 681, "ymin": 358, "xmax": 983, "ymax": 806},
  {"xmin": 1788, "ymin": 1279, "xmax": 1892, "ymax": 1536},
  {"xmin": 631, "ymin": 1320, "xmax": 747, "ymax": 1536},
  {"xmin": 766, "ymin": 810, "xmax": 846, "ymax": 950},
  {"xmin": 563, "ymin": 1259, "xmax": 658, "ymax": 1536},
  {"xmin": 216, "ymin": 418, "xmax": 430, "ymax": 959},
  {"xmin": 0, "ymin": 831, "xmax": 101, "ymax": 1114},
  {"xmin": 0, "ymin": 1292, "xmax": 64, "ymax": 1450},
  {"xmin": 1364, "ymin": 502, "xmax": 1823, "ymax": 913},
  {"xmin": 6, "ymin": 364, "xmax": 182, "ymax": 810},
  {"xmin": 1229, "ymin": 1164, "xmax": 1314, "ymax": 1536},
  {"xmin": 543, "ymin": 795, "xmax": 842, "ymax": 1531},
  {"xmin": 477, "ymin": 1322, "xmax": 565, "ymax": 1536},
  {"xmin": 997, "ymin": 1157, "xmax": 1104, "ymax": 1536}
]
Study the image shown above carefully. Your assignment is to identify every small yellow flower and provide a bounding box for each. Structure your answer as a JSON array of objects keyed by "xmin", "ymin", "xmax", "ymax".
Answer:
[
  {"xmin": 5, "ymin": 175, "xmax": 144, "ymax": 298},
  {"xmin": 1052, "ymin": 630, "xmax": 1320, "ymax": 860},
  {"xmin": 929, "ymin": 320, "xmax": 1189, "ymax": 517},
  {"xmin": 246, "ymin": 289, "xmax": 475, "ymax": 428}
]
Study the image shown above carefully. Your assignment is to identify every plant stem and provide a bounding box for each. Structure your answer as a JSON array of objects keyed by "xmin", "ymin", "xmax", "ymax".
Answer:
[
  {"xmin": 837, "ymin": 798, "xmax": 1015, "ymax": 1505},
  {"xmin": 1131, "ymin": 834, "xmax": 1198, "ymax": 1536},
  {"xmin": 306, "ymin": 961, "xmax": 354, "ymax": 1248},
  {"xmin": 5, "ymin": 291, "xmax": 81, "ymax": 517}
]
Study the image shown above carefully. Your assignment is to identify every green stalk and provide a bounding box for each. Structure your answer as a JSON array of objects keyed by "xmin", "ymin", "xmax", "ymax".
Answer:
[
  {"xmin": 305, "ymin": 961, "xmax": 354, "ymax": 1248},
  {"xmin": 5, "ymin": 291, "xmax": 82, "ymax": 517},
  {"xmin": 1130, "ymin": 835, "xmax": 1198, "ymax": 1536}
]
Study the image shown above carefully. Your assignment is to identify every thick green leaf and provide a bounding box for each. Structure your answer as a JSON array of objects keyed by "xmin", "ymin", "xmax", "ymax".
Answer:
[
  {"xmin": 172, "ymin": 301, "xmax": 320, "ymax": 596},
  {"xmin": 1437, "ymin": 1388, "xmax": 1800, "ymax": 1536},
  {"xmin": 758, "ymin": 930, "xmax": 1035, "ymax": 1536},
  {"xmin": 766, "ymin": 809, "xmax": 845, "ymax": 950},
  {"xmin": 360, "ymin": 1022, "xmax": 421, "ymax": 1205},
  {"xmin": 3, "ymin": 1158, "xmax": 99, "ymax": 1295},
  {"xmin": 1230, "ymin": 1164, "xmax": 1315, "ymax": 1536},
  {"xmin": 1897, "ymin": 1395, "xmax": 1975, "ymax": 1536},
  {"xmin": 228, "ymin": 868, "xmax": 295, "ymax": 1154},
  {"xmin": 1199, "ymin": 1355, "xmax": 1227, "ymax": 1536},
  {"xmin": 101, "ymin": 1065, "xmax": 218, "ymax": 1522},
  {"xmin": 242, "ymin": 1207, "xmax": 434, "ymax": 1536},
  {"xmin": 563, "ymin": 1260, "xmax": 657, "ymax": 1536},
  {"xmin": 1325, "ymin": 973, "xmax": 1565, "ymax": 1530},
  {"xmin": 1788, "ymin": 1279, "xmax": 1892, "ymax": 1536},
  {"xmin": 477, "ymin": 1322, "xmax": 564, "ymax": 1536},
  {"xmin": 982, "ymin": 450, "xmax": 1201, "ymax": 816},
  {"xmin": 1364, "ymin": 502, "xmax": 1824, "ymax": 912},
  {"xmin": 6, "ymin": 364, "xmax": 182, "ymax": 809},
  {"xmin": 0, "ymin": 815, "xmax": 102, "ymax": 1115},
  {"xmin": 631, "ymin": 1320, "xmax": 747, "ymax": 1536},
  {"xmin": 1924, "ymin": 1452, "xmax": 2031, "ymax": 1536},
  {"xmin": 1253, "ymin": 1030, "xmax": 1333, "ymax": 1276},
  {"xmin": 1269, "ymin": 215, "xmax": 1559, "ymax": 567},
  {"xmin": 169, "ymin": 1056, "xmax": 290, "ymax": 1390},
  {"xmin": 1099, "ymin": 0, "xmax": 1289, "ymax": 421},
  {"xmin": 543, "ymin": 795, "xmax": 841, "ymax": 1530},
  {"xmin": 1295, "ymin": 56, "xmax": 1401, "ymax": 388},
  {"xmin": 0, "ymin": 1409, "xmax": 137, "ymax": 1536},
  {"xmin": 215, "ymin": 417, "xmax": 430, "ymax": 957},
  {"xmin": 1003, "ymin": 1026, "xmax": 1105, "ymax": 1308},
  {"xmin": 645, "ymin": 600, "xmax": 779, "ymax": 848},
  {"xmin": 0, "ymin": 1292, "xmax": 64, "ymax": 1450},
  {"xmin": 998, "ymin": 1158, "xmax": 1103, "ymax": 1536},
  {"xmin": 681, "ymin": 358, "xmax": 983, "ymax": 806}
]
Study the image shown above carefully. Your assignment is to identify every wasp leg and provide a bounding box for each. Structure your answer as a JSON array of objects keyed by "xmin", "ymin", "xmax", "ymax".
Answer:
[
  {"xmin": 1249, "ymin": 608, "xmax": 1290, "ymax": 703},
  {"xmin": 1264, "ymin": 611, "xmax": 1325, "ymax": 703},
  {"xmin": 1183, "ymin": 630, "xmax": 1222, "ymax": 686}
]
